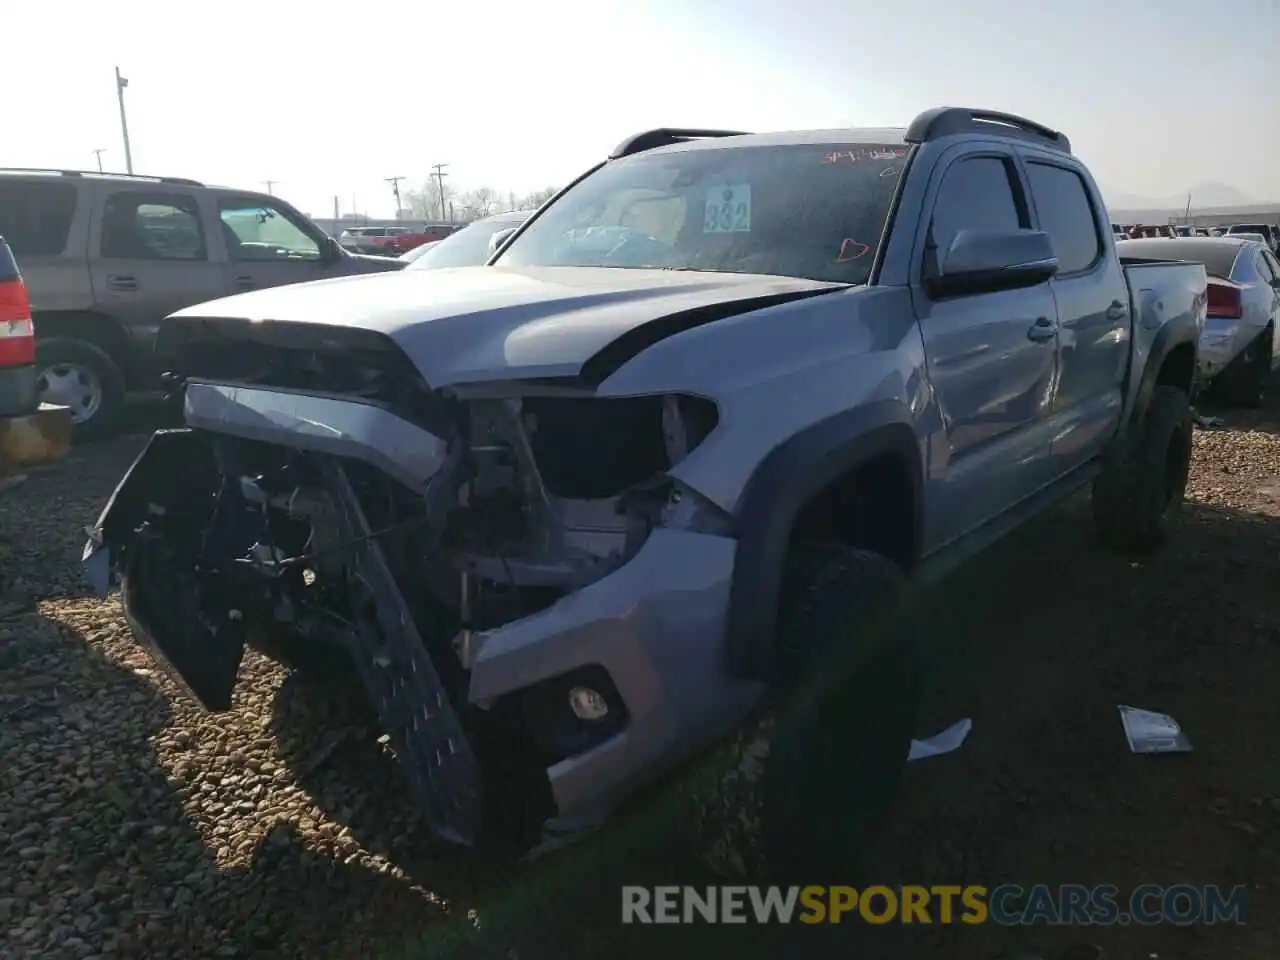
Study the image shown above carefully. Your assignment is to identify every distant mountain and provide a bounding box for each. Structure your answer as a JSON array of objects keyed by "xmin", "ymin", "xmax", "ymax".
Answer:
[{"xmin": 1104, "ymin": 181, "xmax": 1258, "ymax": 212}]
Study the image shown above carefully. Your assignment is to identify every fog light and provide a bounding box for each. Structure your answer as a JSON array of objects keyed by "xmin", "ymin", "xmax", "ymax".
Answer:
[{"xmin": 568, "ymin": 686, "xmax": 609, "ymax": 721}]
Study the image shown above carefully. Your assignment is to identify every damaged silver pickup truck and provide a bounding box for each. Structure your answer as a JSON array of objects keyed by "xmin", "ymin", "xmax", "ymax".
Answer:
[{"xmin": 83, "ymin": 107, "xmax": 1208, "ymax": 874}]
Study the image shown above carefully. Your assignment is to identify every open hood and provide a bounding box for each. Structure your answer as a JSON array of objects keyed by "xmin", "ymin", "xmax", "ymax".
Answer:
[{"xmin": 163, "ymin": 265, "xmax": 845, "ymax": 387}]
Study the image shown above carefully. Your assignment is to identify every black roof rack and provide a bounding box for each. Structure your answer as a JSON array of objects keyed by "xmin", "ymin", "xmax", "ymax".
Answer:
[
  {"xmin": 0, "ymin": 167, "xmax": 204, "ymax": 187},
  {"xmin": 609, "ymin": 128, "xmax": 751, "ymax": 159},
  {"xmin": 904, "ymin": 107, "xmax": 1070, "ymax": 152}
]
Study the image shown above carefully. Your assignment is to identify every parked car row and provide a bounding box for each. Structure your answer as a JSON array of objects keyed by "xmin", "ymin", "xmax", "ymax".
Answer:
[
  {"xmin": 83, "ymin": 107, "xmax": 1212, "ymax": 872},
  {"xmin": 1115, "ymin": 221, "xmax": 1279, "ymax": 253},
  {"xmin": 337, "ymin": 222, "xmax": 458, "ymax": 256}
]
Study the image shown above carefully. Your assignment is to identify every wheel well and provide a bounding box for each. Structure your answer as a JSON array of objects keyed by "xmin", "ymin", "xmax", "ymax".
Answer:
[
  {"xmin": 790, "ymin": 453, "xmax": 917, "ymax": 572},
  {"xmin": 32, "ymin": 311, "xmax": 136, "ymax": 383},
  {"xmin": 1156, "ymin": 342, "xmax": 1196, "ymax": 395}
]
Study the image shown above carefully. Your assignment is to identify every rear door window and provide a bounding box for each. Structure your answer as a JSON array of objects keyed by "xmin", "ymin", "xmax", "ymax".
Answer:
[
  {"xmin": 100, "ymin": 191, "xmax": 207, "ymax": 260},
  {"xmin": 0, "ymin": 179, "xmax": 78, "ymax": 256},
  {"xmin": 1025, "ymin": 162, "xmax": 1102, "ymax": 274}
]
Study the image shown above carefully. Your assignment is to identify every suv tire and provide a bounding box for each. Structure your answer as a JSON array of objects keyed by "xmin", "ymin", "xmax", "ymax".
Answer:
[
  {"xmin": 1092, "ymin": 384, "xmax": 1193, "ymax": 553},
  {"xmin": 694, "ymin": 544, "xmax": 921, "ymax": 883},
  {"xmin": 35, "ymin": 337, "xmax": 126, "ymax": 442}
]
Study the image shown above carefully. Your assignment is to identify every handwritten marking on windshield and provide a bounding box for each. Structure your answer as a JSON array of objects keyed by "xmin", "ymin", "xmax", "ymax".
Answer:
[
  {"xmin": 822, "ymin": 148, "xmax": 909, "ymax": 164},
  {"xmin": 835, "ymin": 239, "xmax": 872, "ymax": 262}
]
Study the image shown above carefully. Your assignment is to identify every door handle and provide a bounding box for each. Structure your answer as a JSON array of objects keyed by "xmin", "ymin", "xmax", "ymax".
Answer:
[
  {"xmin": 1027, "ymin": 317, "xmax": 1058, "ymax": 342},
  {"xmin": 107, "ymin": 275, "xmax": 138, "ymax": 292},
  {"xmin": 1105, "ymin": 300, "xmax": 1128, "ymax": 321},
  {"xmin": 232, "ymin": 275, "xmax": 256, "ymax": 289}
]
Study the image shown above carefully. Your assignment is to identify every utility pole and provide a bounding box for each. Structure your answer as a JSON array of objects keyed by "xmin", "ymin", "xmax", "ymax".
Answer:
[
  {"xmin": 91, "ymin": 149, "xmax": 106, "ymax": 173},
  {"xmin": 114, "ymin": 67, "xmax": 134, "ymax": 174},
  {"xmin": 385, "ymin": 176, "xmax": 406, "ymax": 218},
  {"xmin": 430, "ymin": 163, "xmax": 449, "ymax": 221},
  {"xmin": 263, "ymin": 180, "xmax": 277, "ymax": 196}
]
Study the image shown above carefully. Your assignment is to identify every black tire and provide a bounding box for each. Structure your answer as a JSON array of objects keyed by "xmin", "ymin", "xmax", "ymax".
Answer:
[
  {"xmin": 34, "ymin": 337, "xmax": 126, "ymax": 442},
  {"xmin": 694, "ymin": 545, "xmax": 921, "ymax": 883},
  {"xmin": 1219, "ymin": 328, "xmax": 1273, "ymax": 408},
  {"xmin": 1092, "ymin": 384, "xmax": 1193, "ymax": 553}
]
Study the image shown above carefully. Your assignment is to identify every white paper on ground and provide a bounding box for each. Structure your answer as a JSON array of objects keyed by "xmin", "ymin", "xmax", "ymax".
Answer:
[
  {"xmin": 1118, "ymin": 705, "xmax": 1193, "ymax": 754},
  {"xmin": 906, "ymin": 718, "xmax": 972, "ymax": 761}
]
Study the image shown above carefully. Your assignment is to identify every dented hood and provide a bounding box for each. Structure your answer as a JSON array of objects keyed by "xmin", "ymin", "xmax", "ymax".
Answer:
[{"xmin": 165, "ymin": 265, "xmax": 845, "ymax": 386}]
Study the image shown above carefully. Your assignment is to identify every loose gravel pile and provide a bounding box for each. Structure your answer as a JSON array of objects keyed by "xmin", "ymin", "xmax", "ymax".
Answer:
[{"xmin": 3, "ymin": 399, "xmax": 1279, "ymax": 960}]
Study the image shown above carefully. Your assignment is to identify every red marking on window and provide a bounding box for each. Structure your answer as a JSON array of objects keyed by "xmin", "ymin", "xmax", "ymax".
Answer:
[{"xmin": 836, "ymin": 239, "xmax": 872, "ymax": 262}]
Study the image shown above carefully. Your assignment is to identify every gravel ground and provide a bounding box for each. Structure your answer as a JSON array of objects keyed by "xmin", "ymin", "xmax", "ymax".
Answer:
[{"xmin": 2, "ymin": 396, "xmax": 1279, "ymax": 960}]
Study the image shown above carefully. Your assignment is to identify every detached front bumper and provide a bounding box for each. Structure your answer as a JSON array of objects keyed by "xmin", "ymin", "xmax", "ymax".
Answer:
[{"xmin": 81, "ymin": 419, "xmax": 759, "ymax": 849}]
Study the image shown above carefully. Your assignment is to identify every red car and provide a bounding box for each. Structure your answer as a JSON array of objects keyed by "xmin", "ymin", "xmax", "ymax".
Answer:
[{"xmin": 338, "ymin": 223, "xmax": 459, "ymax": 256}]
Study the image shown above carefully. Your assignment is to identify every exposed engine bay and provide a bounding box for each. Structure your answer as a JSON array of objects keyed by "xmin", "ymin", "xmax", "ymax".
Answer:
[{"xmin": 86, "ymin": 371, "xmax": 728, "ymax": 849}]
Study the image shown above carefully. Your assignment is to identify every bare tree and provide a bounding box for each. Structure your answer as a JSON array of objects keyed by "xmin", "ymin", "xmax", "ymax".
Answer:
[
  {"xmin": 455, "ymin": 186, "xmax": 500, "ymax": 220},
  {"xmin": 518, "ymin": 186, "xmax": 559, "ymax": 209},
  {"xmin": 404, "ymin": 183, "xmax": 456, "ymax": 220}
]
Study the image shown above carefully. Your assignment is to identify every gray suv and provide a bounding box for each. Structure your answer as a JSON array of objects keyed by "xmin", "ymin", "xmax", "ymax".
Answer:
[{"xmin": 0, "ymin": 169, "xmax": 404, "ymax": 438}]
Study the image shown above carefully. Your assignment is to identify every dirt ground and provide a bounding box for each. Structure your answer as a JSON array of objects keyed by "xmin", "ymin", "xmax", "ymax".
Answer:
[{"xmin": 1, "ymin": 395, "xmax": 1278, "ymax": 960}]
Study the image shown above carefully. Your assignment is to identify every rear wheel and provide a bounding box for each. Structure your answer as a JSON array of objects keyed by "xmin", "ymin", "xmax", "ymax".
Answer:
[
  {"xmin": 1092, "ymin": 385, "xmax": 1193, "ymax": 553},
  {"xmin": 1219, "ymin": 327, "xmax": 1273, "ymax": 408},
  {"xmin": 695, "ymin": 545, "xmax": 921, "ymax": 883},
  {"xmin": 34, "ymin": 337, "xmax": 126, "ymax": 441}
]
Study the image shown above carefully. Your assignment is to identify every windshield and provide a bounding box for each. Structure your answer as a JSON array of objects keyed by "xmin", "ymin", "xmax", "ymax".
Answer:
[
  {"xmin": 405, "ymin": 215, "xmax": 528, "ymax": 270},
  {"xmin": 494, "ymin": 141, "xmax": 908, "ymax": 284}
]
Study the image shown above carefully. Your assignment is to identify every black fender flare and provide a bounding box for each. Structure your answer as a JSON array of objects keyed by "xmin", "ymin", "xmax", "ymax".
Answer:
[
  {"xmin": 724, "ymin": 399, "xmax": 924, "ymax": 682},
  {"xmin": 1124, "ymin": 309, "xmax": 1201, "ymax": 435}
]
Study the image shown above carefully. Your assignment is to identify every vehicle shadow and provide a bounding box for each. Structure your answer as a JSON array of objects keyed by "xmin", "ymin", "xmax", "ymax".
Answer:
[
  {"xmin": 278, "ymin": 495, "xmax": 1280, "ymax": 960},
  {"xmin": 0, "ymin": 609, "xmax": 436, "ymax": 960}
]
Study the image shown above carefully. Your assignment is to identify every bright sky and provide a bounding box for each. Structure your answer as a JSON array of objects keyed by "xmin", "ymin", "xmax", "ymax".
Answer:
[{"xmin": 5, "ymin": 0, "xmax": 1276, "ymax": 218}]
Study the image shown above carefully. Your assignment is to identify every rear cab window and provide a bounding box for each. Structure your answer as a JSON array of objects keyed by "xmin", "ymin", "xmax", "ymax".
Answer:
[
  {"xmin": 100, "ymin": 191, "xmax": 207, "ymax": 260},
  {"xmin": 1024, "ymin": 161, "xmax": 1102, "ymax": 274},
  {"xmin": 494, "ymin": 139, "xmax": 910, "ymax": 285},
  {"xmin": 0, "ymin": 179, "xmax": 78, "ymax": 257}
]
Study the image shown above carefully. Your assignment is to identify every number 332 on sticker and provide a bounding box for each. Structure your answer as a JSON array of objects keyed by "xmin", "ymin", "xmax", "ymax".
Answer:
[{"xmin": 704, "ymin": 184, "xmax": 751, "ymax": 233}]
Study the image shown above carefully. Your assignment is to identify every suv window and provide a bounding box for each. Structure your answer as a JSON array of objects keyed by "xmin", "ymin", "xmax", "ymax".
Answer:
[
  {"xmin": 928, "ymin": 155, "xmax": 1025, "ymax": 274},
  {"xmin": 218, "ymin": 198, "xmax": 322, "ymax": 262},
  {"xmin": 495, "ymin": 141, "xmax": 908, "ymax": 285},
  {"xmin": 1026, "ymin": 162, "xmax": 1101, "ymax": 274},
  {"xmin": 0, "ymin": 179, "xmax": 78, "ymax": 257},
  {"xmin": 101, "ymin": 191, "xmax": 206, "ymax": 260}
]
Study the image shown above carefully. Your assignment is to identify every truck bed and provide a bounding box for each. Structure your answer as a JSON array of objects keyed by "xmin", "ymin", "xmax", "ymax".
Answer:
[{"xmin": 1120, "ymin": 257, "xmax": 1208, "ymax": 410}]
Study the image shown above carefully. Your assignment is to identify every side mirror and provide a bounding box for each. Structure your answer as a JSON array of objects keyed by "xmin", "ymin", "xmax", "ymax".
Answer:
[
  {"xmin": 323, "ymin": 235, "xmax": 344, "ymax": 262},
  {"xmin": 488, "ymin": 227, "xmax": 518, "ymax": 254},
  {"xmin": 927, "ymin": 228, "xmax": 1059, "ymax": 299}
]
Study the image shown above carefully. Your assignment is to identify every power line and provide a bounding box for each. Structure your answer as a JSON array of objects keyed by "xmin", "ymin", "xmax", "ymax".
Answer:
[
  {"xmin": 385, "ymin": 176, "xmax": 406, "ymax": 217},
  {"xmin": 430, "ymin": 163, "xmax": 449, "ymax": 221}
]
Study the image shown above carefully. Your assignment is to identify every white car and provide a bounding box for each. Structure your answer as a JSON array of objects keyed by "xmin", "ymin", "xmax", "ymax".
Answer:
[{"xmin": 1119, "ymin": 236, "xmax": 1280, "ymax": 404}]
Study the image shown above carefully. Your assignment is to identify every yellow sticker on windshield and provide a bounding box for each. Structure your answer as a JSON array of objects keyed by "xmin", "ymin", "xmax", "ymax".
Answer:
[{"xmin": 703, "ymin": 184, "xmax": 751, "ymax": 233}]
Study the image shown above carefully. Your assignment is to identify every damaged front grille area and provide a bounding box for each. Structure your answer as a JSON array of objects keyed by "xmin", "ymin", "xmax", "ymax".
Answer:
[
  {"xmin": 89, "ymin": 377, "xmax": 727, "ymax": 850},
  {"xmin": 155, "ymin": 317, "xmax": 453, "ymax": 436}
]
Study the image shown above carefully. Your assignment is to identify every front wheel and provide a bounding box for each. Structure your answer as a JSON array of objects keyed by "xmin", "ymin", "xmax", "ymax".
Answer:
[
  {"xmin": 35, "ymin": 337, "xmax": 126, "ymax": 441},
  {"xmin": 694, "ymin": 545, "xmax": 921, "ymax": 883}
]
